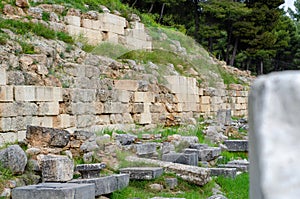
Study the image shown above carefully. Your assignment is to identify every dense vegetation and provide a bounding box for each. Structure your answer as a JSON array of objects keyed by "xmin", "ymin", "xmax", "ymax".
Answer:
[{"xmin": 122, "ymin": 0, "xmax": 300, "ymax": 75}]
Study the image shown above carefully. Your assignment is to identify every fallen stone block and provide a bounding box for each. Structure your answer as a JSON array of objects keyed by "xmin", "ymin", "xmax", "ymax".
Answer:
[
  {"xmin": 165, "ymin": 178, "xmax": 178, "ymax": 189},
  {"xmin": 217, "ymin": 164, "xmax": 248, "ymax": 172},
  {"xmin": 38, "ymin": 155, "xmax": 74, "ymax": 182},
  {"xmin": 223, "ymin": 140, "xmax": 248, "ymax": 152},
  {"xmin": 162, "ymin": 152, "xmax": 198, "ymax": 166},
  {"xmin": 125, "ymin": 156, "xmax": 210, "ymax": 186},
  {"xmin": 0, "ymin": 145, "xmax": 27, "ymax": 174},
  {"xmin": 12, "ymin": 183, "xmax": 95, "ymax": 199},
  {"xmin": 70, "ymin": 174, "xmax": 129, "ymax": 196},
  {"xmin": 119, "ymin": 167, "xmax": 163, "ymax": 180},
  {"xmin": 75, "ymin": 163, "xmax": 106, "ymax": 179},
  {"xmin": 26, "ymin": 125, "xmax": 70, "ymax": 148},
  {"xmin": 198, "ymin": 147, "xmax": 221, "ymax": 161},
  {"xmin": 134, "ymin": 142, "xmax": 157, "ymax": 158},
  {"xmin": 209, "ymin": 168, "xmax": 236, "ymax": 178}
]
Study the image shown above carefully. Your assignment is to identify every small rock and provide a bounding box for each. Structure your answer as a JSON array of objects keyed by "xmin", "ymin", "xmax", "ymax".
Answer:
[
  {"xmin": 0, "ymin": 188, "xmax": 11, "ymax": 198},
  {"xmin": 16, "ymin": 0, "xmax": 29, "ymax": 7},
  {"xmin": 0, "ymin": 145, "xmax": 27, "ymax": 174},
  {"xmin": 149, "ymin": 183, "xmax": 163, "ymax": 191}
]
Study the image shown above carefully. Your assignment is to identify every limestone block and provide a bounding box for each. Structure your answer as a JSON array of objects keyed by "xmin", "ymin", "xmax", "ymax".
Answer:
[
  {"xmin": 177, "ymin": 102, "xmax": 199, "ymax": 112},
  {"xmin": 103, "ymin": 32, "xmax": 119, "ymax": 43},
  {"xmin": 116, "ymin": 90, "xmax": 131, "ymax": 103},
  {"xmin": 17, "ymin": 102, "xmax": 38, "ymax": 116},
  {"xmin": 38, "ymin": 155, "xmax": 74, "ymax": 182},
  {"xmin": 199, "ymin": 88, "xmax": 204, "ymax": 96},
  {"xmin": 53, "ymin": 114, "xmax": 74, "ymax": 129},
  {"xmin": 165, "ymin": 76, "xmax": 198, "ymax": 95},
  {"xmin": 71, "ymin": 102, "xmax": 95, "ymax": 115},
  {"xmin": 82, "ymin": 19, "xmax": 102, "ymax": 30},
  {"xmin": 125, "ymin": 29, "xmax": 148, "ymax": 40},
  {"xmin": 98, "ymin": 13, "xmax": 126, "ymax": 27},
  {"xmin": 119, "ymin": 167, "xmax": 163, "ymax": 180},
  {"xmin": 240, "ymin": 103, "xmax": 247, "ymax": 110},
  {"xmin": 17, "ymin": 131, "xmax": 26, "ymax": 142},
  {"xmin": 237, "ymin": 97, "xmax": 246, "ymax": 104},
  {"xmin": 0, "ymin": 132, "xmax": 17, "ymax": 146},
  {"xmin": 31, "ymin": 117, "xmax": 53, "ymax": 128},
  {"xmin": 0, "ymin": 67, "xmax": 6, "ymax": 85},
  {"xmin": 0, "ymin": 118, "xmax": 17, "ymax": 132},
  {"xmin": 175, "ymin": 93, "xmax": 199, "ymax": 103},
  {"xmin": 209, "ymin": 168, "xmax": 236, "ymax": 178},
  {"xmin": 134, "ymin": 142, "xmax": 157, "ymax": 157},
  {"xmin": 76, "ymin": 115, "xmax": 96, "ymax": 128},
  {"xmin": 130, "ymin": 21, "xmax": 145, "ymax": 30},
  {"xmin": 122, "ymin": 113, "xmax": 134, "ymax": 124},
  {"xmin": 94, "ymin": 102, "xmax": 104, "ymax": 114},
  {"xmin": 248, "ymin": 72, "xmax": 300, "ymax": 199},
  {"xmin": 201, "ymin": 96, "xmax": 210, "ymax": 104},
  {"xmin": 162, "ymin": 152, "xmax": 198, "ymax": 166},
  {"xmin": 37, "ymin": 102, "xmax": 59, "ymax": 116},
  {"xmin": 0, "ymin": 103, "xmax": 17, "ymax": 117},
  {"xmin": 14, "ymin": 86, "xmax": 35, "ymax": 101},
  {"xmin": 150, "ymin": 103, "xmax": 164, "ymax": 113},
  {"xmin": 200, "ymin": 104, "xmax": 210, "ymax": 113},
  {"xmin": 12, "ymin": 183, "xmax": 95, "ymax": 199},
  {"xmin": 139, "ymin": 113, "xmax": 151, "ymax": 124},
  {"xmin": 66, "ymin": 25, "xmax": 85, "ymax": 36},
  {"xmin": 211, "ymin": 96, "xmax": 222, "ymax": 105},
  {"xmin": 70, "ymin": 89, "xmax": 96, "ymax": 102},
  {"xmin": 96, "ymin": 115, "xmax": 110, "ymax": 125},
  {"xmin": 0, "ymin": 86, "xmax": 13, "ymax": 101},
  {"xmin": 53, "ymin": 87, "xmax": 63, "ymax": 102},
  {"xmin": 104, "ymin": 102, "xmax": 128, "ymax": 114},
  {"xmin": 114, "ymin": 80, "xmax": 139, "ymax": 91},
  {"xmin": 65, "ymin": 15, "xmax": 81, "ymax": 26},
  {"xmin": 134, "ymin": 92, "xmax": 155, "ymax": 103},
  {"xmin": 110, "ymin": 114, "xmax": 123, "ymax": 124},
  {"xmin": 85, "ymin": 28, "xmax": 103, "ymax": 45}
]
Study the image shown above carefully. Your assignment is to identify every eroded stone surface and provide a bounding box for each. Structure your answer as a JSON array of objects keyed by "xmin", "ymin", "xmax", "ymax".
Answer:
[{"xmin": 0, "ymin": 145, "xmax": 27, "ymax": 174}]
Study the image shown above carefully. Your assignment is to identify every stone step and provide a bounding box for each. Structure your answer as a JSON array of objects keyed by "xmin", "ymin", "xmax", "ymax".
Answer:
[
  {"xmin": 12, "ymin": 183, "xmax": 95, "ymax": 199},
  {"xmin": 223, "ymin": 140, "xmax": 248, "ymax": 152},
  {"xmin": 209, "ymin": 168, "xmax": 237, "ymax": 178},
  {"xmin": 119, "ymin": 167, "xmax": 163, "ymax": 180},
  {"xmin": 217, "ymin": 164, "xmax": 248, "ymax": 172},
  {"xmin": 198, "ymin": 147, "xmax": 221, "ymax": 161},
  {"xmin": 70, "ymin": 174, "xmax": 129, "ymax": 196},
  {"xmin": 75, "ymin": 163, "xmax": 106, "ymax": 179},
  {"xmin": 162, "ymin": 152, "xmax": 198, "ymax": 166}
]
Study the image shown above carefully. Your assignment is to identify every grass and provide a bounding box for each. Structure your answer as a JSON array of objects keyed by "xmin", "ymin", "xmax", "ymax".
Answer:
[
  {"xmin": 217, "ymin": 151, "xmax": 248, "ymax": 165},
  {"xmin": 216, "ymin": 173, "xmax": 249, "ymax": 199},
  {"xmin": 0, "ymin": 18, "xmax": 74, "ymax": 44},
  {"xmin": 90, "ymin": 42, "xmax": 130, "ymax": 59},
  {"xmin": 111, "ymin": 173, "xmax": 215, "ymax": 199}
]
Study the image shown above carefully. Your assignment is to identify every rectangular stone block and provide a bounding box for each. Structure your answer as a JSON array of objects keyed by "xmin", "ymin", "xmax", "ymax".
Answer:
[
  {"xmin": 70, "ymin": 174, "xmax": 129, "ymax": 196},
  {"xmin": 119, "ymin": 167, "xmax": 163, "ymax": 180},
  {"xmin": 53, "ymin": 87, "xmax": 63, "ymax": 102},
  {"xmin": 85, "ymin": 28, "xmax": 103, "ymax": 45},
  {"xmin": 37, "ymin": 102, "xmax": 59, "ymax": 116},
  {"xmin": 139, "ymin": 113, "xmax": 152, "ymax": 124},
  {"xmin": 162, "ymin": 152, "xmax": 198, "ymax": 166},
  {"xmin": 0, "ymin": 103, "xmax": 17, "ymax": 117},
  {"xmin": 116, "ymin": 90, "xmax": 131, "ymax": 103},
  {"xmin": 165, "ymin": 76, "xmax": 198, "ymax": 95},
  {"xmin": 71, "ymin": 102, "xmax": 95, "ymax": 115},
  {"xmin": 76, "ymin": 115, "xmax": 96, "ymax": 128},
  {"xmin": 209, "ymin": 168, "xmax": 236, "ymax": 178},
  {"xmin": 82, "ymin": 19, "xmax": 102, "ymax": 30},
  {"xmin": 14, "ymin": 86, "xmax": 35, "ymax": 101},
  {"xmin": 31, "ymin": 117, "xmax": 53, "ymax": 128},
  {"xmin": 125, "ymin": 29, "xmax": 148, "ymax": 40},
  {"xmin": 0, "ymin": 86, "xmax": 13, "ymax": 101},
  {"xmin": 12, "ymin": 183, "xmax": 95, "ymax": 199},
  {"xmin": 134, "ymin": 92, "xmax": 155, "ymax": 103},
  {"xmin": 66, "ymin": 25, "xmax": 85, "ymax": 36},
  {"xmin": 125, "ymin": 37, "xmax": 152, "ymax": 50},
  {"xmin": 198, "ymin": 147, "xmax": 221, "ymax": 161},
  {"xmin": 175, "ymin": 93, "xmax": 199, "ymax": 103},
  {"xmin": 134, "ymin": 142, "xmax": 157, "ymax": 157},
  {"xmin": 35, "ymin": 87, "xmax": 57, "ymax": 102},
  {"xmin": 224, "ymin": 140, "xmax": 248, "ymax": 152},
  {"xmin": 177, "ymin": 102, "xmax": 199, "ymax": 112},
  {"xmin": 0, "ymin": 132, "xmax": 17, "ymax": 146},
  {"xmin": 53, "ymin": 114, "xmax": 74, "ymax": 129},
  {"xmin": 98, "ymin": 13, "xmax": 126, "ymax": 27},
  {"xmin": 96, "ymin": 115, "xmax": 110, "ymax": 125},
  {"xmin": 200, "ymin": 104, "xmax": 210, "ymax": 113},
  {"xmin": 0, "ymin": 118, "xmax": 16, "ymax": 132},
  {"xmin": 38, "ymin": 155, "xmax": 74, "ymax": 182},
  {"xmin": 17, "ymin": 131, "xmax": 26, "ymax": 142},
  {"xmin": 104, "ymin": 102, "xmax": 129, "ymax": 114},
  {"xmin": 130, "ymin": 21, "xmax": 145, "ymax": 30},
  {"xmin": 0, "ymin": 67, "xmax": 6, "ymax": 85},
  {"xmin": 201, "ymin": 96, "xmax": 211, "ymax": 104},
  {"xmin": 65, "ymin": 15, "xmax": 81, "ymax": 26},
  {"xmin": 103, "ymin": 31, "xmax": 119, "ymax": 43},
  {"xmin": 70, "ymin": 89, "xmax": 96, "ymax": 102},
  {"xmin": 237, "ymin": 97, "xmax": 246, "ymax": 104}
]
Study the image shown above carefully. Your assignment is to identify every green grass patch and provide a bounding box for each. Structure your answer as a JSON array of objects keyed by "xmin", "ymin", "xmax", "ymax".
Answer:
[
  {"xmin": 0, "ymin": 32, "xmax": 9, "ymax": 45},
  {"xmin": 216, "ymin": 173, "xmax": 249, "ymax": 199},
  {"xmin": 217, "ymin": 66, "xmax": 243, "ymax": 85},
  {"xmin": 111, "ymin": 174, "xmax": 215, "ymax": 199},
  {"xmin": 89, "ymin": 42, "xmax": 130, "ymax": 59},
  {"xmin": 217, "ymin": 151, "xmax": 248, "ymax": 165},
  {"xmin": 0, "ymin": 18, "xmax": 73, "ymax": 44}
]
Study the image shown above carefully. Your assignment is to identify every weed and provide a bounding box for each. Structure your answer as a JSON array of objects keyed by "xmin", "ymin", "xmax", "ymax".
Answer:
[
  {"xmin": 19, "ymin": 41, "xmax": 35, "ymax": 54},
  {"xmin": 90, "ymin": 42, "xmax": 129, "ymax": 59},
  {"xmin": 42, "ymin": 11, "xmax": 50, "ymax": 21},
  {"xmin": 0, "ymin": 32, "xmax": 9, "ymax": 45},
  {"xmin": 217, "ymin": 151, "xmax": 248, "ymax": 165}
]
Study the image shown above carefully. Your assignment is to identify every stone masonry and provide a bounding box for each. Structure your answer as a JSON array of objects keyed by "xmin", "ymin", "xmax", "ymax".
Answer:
[{"xmin": 0, "ymin": 75, "xmax": 248, "ymax": 146}]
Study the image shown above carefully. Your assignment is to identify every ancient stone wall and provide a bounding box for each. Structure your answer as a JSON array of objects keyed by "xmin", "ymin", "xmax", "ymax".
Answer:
[{"xmin": 0, "ymin": 66, "xmax": 248, "ymax": 145}]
